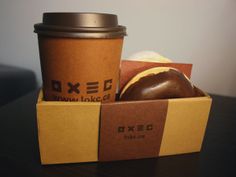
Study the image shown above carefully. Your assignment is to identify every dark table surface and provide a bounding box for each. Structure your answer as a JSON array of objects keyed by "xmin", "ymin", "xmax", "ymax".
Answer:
[{"xmin": 0, "ymin": 90, "xmax": 235, "ymax": 177}]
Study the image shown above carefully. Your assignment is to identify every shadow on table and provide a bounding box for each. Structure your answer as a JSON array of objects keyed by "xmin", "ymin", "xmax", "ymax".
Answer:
[
  {"xmin": 0, "ymin": 64, "xmax": 38, "ymax": 107},
  {"xmin": 38, "ymin": 153, "xmax": 199, "ymax": 177},
  {"xmin": 96, "ymin": 154, "xmax": 199, "ymax": 177}
]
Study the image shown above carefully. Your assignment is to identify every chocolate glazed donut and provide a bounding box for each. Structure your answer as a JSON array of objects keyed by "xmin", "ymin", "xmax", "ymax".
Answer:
[{"xmin": 120, "ymin": 67, "xmax": 203, "ymax": 101}]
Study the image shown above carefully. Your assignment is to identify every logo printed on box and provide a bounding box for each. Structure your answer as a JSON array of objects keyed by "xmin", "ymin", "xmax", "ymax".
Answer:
[
  {"xmin": 118, "ymin": 124, "xmax": 153, "ymax": 133},
  {"xmin": 118, "ymin": 124, "xmax": 153, "ymax": 140},
  {"xmin": 99, "ymin": 100, "xmax": 168, "ymax": 161}
]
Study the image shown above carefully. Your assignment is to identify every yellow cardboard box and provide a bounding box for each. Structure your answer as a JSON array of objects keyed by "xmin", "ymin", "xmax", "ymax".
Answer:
[
  {"xmin": 37, "ymin": 91, "xmax": 100, "ymax": 164},
  {"xmin": 159, "ymin": 96, "xmax": 212, "ymax": 156},
  {"xmin": 36, "ymin": 91, "xmax": 211, "ymax": 164},
  {"xmin": 36, "ymin": 61, "xmax": 212, "ymax": 164}
]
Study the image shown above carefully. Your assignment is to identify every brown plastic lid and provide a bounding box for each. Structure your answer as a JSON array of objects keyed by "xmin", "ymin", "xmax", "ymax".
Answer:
[{"xmin": 34, "ymin": 12, "xmax": 127, "ymax": 38}]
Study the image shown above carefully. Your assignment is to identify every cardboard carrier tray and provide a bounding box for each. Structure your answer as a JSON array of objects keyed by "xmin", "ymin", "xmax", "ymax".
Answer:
[{"xmin": 36, "ymin": 61, "xmax": 212, "ymax": 164}]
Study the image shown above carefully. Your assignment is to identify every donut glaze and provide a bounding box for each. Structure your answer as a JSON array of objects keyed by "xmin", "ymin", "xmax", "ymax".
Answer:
[{"xmin": 120, "ymin": 68, "xmax": 197, "ymax": 101}]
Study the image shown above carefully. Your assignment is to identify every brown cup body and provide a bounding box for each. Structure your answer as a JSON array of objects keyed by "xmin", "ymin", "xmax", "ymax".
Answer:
[{"xmin": 38, "ymin": 36, "xmax": 123, "ymax": 102}]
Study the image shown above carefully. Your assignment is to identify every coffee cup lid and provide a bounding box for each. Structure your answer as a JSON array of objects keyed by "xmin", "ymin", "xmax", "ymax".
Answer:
[{"xmin": 34, "ymin": 12, "xmax": 127, "ymax": 38}]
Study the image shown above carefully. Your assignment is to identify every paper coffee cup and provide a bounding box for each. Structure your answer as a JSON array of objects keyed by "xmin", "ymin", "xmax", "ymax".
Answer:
[{"xmin": 34, "ymin": 13, "xmax": 126, "ymax": 102}]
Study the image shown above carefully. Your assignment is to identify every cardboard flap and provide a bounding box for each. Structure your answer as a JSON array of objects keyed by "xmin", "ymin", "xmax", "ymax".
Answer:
[{"xmin": 120, "ymin": 60, "xmax": 192, "ymax": 90}]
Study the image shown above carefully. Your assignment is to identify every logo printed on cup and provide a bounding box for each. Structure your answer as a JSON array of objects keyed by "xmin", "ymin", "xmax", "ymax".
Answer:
[
  {"xmin": 86, "ymin": 82, "xmax": 99, "ymax": 94},
  {"xmin": 68, "ymin": 82, "xmax": 80, "ymax": 94},
  {"xmin": 51, "ymin": 79, "xmax": 112, "ymax": 93},
  {"xmin": 51, "ymin": 79, "xmax": 113, "ymax": 102},
  {"xmin": 51, "ymin": 80, "xmax": 62, "ymax": 92}
]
